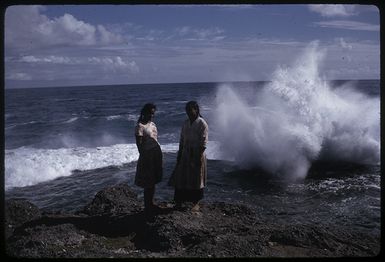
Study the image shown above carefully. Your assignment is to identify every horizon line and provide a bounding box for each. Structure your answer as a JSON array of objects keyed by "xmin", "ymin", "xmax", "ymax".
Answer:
[{"xmin": 5, "ymin": 78, "xmax": 380, "ymax": 90}]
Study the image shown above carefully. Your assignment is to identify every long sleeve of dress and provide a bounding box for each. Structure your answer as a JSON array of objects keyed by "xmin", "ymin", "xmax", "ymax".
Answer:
[
  {"xmin": 177, "ymin": 124, "xmax": 185, "ymax": 163},
  {"xmin": 199, "ymin": 120, "xmax": 208, "ymax": 150}
]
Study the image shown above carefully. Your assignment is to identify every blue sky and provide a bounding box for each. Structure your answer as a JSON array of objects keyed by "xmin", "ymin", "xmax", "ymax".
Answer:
[{"xmin": 4, "ymin": 4, "xmax": 380, "ymax": 88}]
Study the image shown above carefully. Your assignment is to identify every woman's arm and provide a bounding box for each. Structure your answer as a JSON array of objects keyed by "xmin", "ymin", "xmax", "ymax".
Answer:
[
  {"xmin": 177, "ymin": 124, "xmax": 185, "ymax": 163},
  {"xmin": 136, "ymin": 135, "xmax": 143, "ymax": 154},
  {"xmin": 200, "ymin": 120, "xmax": 208, "ymax": 155},
  {"xmin": 135, "ymin": 124, "xmax": 144, "ymax": 154}
]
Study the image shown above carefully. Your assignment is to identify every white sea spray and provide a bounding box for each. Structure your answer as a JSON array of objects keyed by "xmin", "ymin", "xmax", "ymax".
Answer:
[
  {"xmin": 211, "ymin": 42, "xmax": 380, "ymax": 181},
  {"xmin": 4, "ymin": 141, "xmax": 221, "ymax": 190}
]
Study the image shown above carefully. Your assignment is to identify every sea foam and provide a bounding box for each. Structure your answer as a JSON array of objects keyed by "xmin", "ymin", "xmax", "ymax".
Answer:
[
  {"xmin": 5, "ymin": 144, "xmax": 139, "ymax": 190},
  {"xmin": 5, "ymin": 141, "xmax": 220, "ymax": 190},
  {"xmin": 211, "ymin": 42, "xmax": 380, "ymax": 180}
]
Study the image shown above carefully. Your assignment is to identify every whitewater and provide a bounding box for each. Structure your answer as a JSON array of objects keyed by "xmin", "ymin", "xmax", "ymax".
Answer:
[
  {"xmin": 5, "ymin": 142, "xmax": 224, "ymax": 190},
  {"xmin": 211, "ymin": 42, "xmax": 380, "ymax": 181}
]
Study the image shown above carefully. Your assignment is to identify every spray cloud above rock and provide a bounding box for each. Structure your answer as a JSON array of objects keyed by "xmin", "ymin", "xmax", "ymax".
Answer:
[{"xmin": 211, "ymin": 42, "xmax": 380, "ymax": 180}]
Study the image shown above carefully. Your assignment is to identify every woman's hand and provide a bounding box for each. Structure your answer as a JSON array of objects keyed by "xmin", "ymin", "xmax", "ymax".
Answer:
[{"xmin": 200, "ymin": 146, "xmax": 206, "ymax": 157}]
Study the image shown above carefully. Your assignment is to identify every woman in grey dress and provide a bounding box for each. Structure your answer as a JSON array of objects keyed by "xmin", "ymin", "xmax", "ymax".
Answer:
[{"xmin": 169, "ymin": 101, "xmax": 208, "ymax": 212}]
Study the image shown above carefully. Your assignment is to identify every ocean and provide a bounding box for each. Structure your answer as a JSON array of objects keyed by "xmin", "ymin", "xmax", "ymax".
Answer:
[{"xmin": 4, "ymin": 79, "xmax": 380, "ymax": 237}]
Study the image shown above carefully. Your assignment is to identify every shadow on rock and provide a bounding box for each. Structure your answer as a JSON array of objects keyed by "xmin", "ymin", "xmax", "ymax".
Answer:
[
  {"xmin": 5, "ymin": 183, "xmax": 381, "ymax": 258},
  {"xmin": 14, "ymin": 212, "xmax": 146, "ymax": 238}
]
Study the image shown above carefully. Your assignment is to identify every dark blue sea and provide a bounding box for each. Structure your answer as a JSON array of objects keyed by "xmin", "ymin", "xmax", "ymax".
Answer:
[{"xmin": 4, "ymin": 79, "xmax": 380, "ymax": 237}]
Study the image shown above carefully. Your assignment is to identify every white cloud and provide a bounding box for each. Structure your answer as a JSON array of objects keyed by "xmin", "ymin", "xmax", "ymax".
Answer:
[
  {"xmin": 313, "ymin": 20, "xmax": 379, "ymax": 31},
  {"xmin": 337, "ymin": 38, "xmax": 353, "ymax": 50},
  {"xmin": 175, "ymin": 26, "xmax": 225, "ymax": 41},
  {"xmin": 176, "ymin": 26, "xmax": 191, "ymax": 36},
  {"xmin": 214, "ymin": 5, "xmax": 257, "ymax": 10},
  {"xmin": 248, "ymin": 38, "xmax": 304, "ymax": 47},
  {"xmin": 308, "ymin": 4, "xmax": 357, "ymax": 17},
  {"xmin": 48, "ymin": 13, "xmax": 97, "ymax": 45},
  {"xmin": 136, "ymin": 29, "xmax": 164, "ymax": 41},
  {"xmin": 7, "ymin": 73, "xmax": 32, "ymax": 81},
  {"xmin": 127, "ymin": 61, "xmax": 140, "ymax": 74},
  {"xmin": 87, "ymin": 56, "xmax": 139, "ymax": 73},
  {"xmin": 18, "ymin": 54, "xmax": 139, "ymax": 73},
  {"xmin": 197, "ymin": 28, "xmax": 224, "ymax": 39},
  {"xmin": 20, "ymin": 55, "xmax": 74, "ymax": 64},
  {"xmin": 5, "ymin": 5, "xmax": 124, "ymax": 50}
]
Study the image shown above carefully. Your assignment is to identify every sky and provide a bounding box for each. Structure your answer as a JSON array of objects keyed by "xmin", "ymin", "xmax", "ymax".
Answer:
[{"xmin": 4, "ymin": 4, "xmax": 380, "ymax": 88}]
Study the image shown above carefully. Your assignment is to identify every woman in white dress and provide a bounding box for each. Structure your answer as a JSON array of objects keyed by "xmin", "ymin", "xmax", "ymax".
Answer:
[
  {"xmin": 169, "ymin": 101, "xmax": 208, "ymax": 212},
  {"xmin": 135, "ymin": 103, "xmax": 163, "ymax": 214}
]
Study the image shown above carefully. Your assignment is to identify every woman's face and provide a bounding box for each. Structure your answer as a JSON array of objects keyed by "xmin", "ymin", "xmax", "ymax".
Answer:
[
  {"xmin": 144, "ymin": 108, "xmax": 155, "ymax": 122},
  {"xmin": 186, "ymin": 106, "xmax": 198, "ymax": 121}
]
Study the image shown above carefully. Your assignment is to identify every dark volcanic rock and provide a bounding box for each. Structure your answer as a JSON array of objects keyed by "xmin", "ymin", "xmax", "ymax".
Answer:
[
  {"xmin": 81, "ymin": 183, "xmax": 141, "ymax": 215},
  {"xmin": 5, "ymin": 184, "xmax": 381, "ymax": 258},
  {"xmin": 7, "ymin": 222, "xmax": 139, "ymax": 258},
  {"xmin": 5, "ymin": 199, "xmax": 42, "ymax": 239},
  {"xmin": 265, "ymin": 224, "xmax": 379, "ymax": 257},
  {"xmin": 141, "ymin": 202, "xmax": 267, "ymax": 257}
]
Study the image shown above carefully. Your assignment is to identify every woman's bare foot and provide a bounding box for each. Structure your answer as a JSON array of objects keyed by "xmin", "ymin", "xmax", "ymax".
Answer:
[{"xmin": 191, "ymin": 203, "xmax": 200, "ymax": 212}]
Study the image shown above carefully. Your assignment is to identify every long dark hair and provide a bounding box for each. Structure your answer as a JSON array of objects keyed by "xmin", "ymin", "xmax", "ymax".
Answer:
[
  {"xmin": 138, "ymin": 103, "xmax": 156, "ymax": 123},
  {"xmin": 186, "ymin": 100, "xmax": 203, "ymax": 118}
]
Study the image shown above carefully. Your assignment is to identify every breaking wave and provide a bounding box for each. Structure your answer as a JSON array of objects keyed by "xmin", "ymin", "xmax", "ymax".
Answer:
[{"xmin": 212, "ymin": 42, "xmax": 380, "ymax": 180}]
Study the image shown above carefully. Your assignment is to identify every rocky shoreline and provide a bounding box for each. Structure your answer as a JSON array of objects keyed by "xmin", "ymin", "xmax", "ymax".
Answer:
[{"xmin": 4, "ymin": 183, "xmax": 380, "ymax": 258}]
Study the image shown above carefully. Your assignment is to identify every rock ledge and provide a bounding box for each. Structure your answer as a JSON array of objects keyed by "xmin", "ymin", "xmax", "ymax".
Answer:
[{"xmin": 5, "ymin": 183, "xmax": 380, "ymax": 258}]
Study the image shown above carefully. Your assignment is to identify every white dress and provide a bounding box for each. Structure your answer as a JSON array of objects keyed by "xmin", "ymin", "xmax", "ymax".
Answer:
[{"xmin": 170, "ymin": 117, "xmax": 208, "ymax": 190}]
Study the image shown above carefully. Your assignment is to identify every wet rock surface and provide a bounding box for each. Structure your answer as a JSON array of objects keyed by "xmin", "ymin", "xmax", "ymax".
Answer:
[
  {"xmin": 5, "ymin": 199, "xmax": 42, "ymax": 239},
  {"xmin": 5, "ymin": 183, "xmax": 380, "ymax": 258}
]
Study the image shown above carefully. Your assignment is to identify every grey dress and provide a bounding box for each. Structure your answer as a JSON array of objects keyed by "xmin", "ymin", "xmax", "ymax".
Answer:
[{"xmin": 170, "ymin": 117, "xmax": 208, "ymax": 190}]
